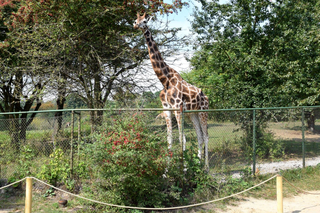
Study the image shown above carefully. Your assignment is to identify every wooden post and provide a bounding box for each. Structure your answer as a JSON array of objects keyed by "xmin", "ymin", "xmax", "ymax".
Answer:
[
  {"xmin": 25, "ymin": 177, "xmax": 32, "ymax": 213},
  {"xmin": 277, "ymin": 174, "xmax": 283, "ymax": 213}
]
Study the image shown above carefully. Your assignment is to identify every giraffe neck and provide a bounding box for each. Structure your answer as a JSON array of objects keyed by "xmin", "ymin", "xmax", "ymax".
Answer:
[{"xmin": 144, "ymin": 29, "xmax": 174, "ymax": 87}]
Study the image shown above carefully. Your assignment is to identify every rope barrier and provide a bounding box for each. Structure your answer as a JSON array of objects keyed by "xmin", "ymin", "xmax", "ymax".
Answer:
[
  {"xmin": 282, "ymin": 176, "xmax": 320, "ymax": 195},
  {"xmin": 0, "ymin": 177, "xmax": 26, "ymax": 191},
  {"xmin": 2, "ymin": 174, "xmax": 319, "ymax": 211},
  {"xmin": 29, "ymin": 175, "xmax": 277, "ymax": 211}
]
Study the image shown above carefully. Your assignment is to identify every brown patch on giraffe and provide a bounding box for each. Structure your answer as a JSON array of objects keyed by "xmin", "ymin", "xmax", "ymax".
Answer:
[
  {"xmin": 183, "ymin": 95, "xmax": 191, "ymax": 103},
  {"xmin": 163, "ymin": 68, "xmax": 169, "ymax": 76},
  {"xmin": 190, "ymin": 91, "xmax": 197, "ymax": 98},
  {"xmin": 170, "ymin": 98, "xmax": 175, "ymax": 105},
  {"xmin": 159, "ymin": 76, "xmax": 167, "ymax": 84},
  {"xmin": 170, "ymin": 77, "xmax": 178, "ymax": 86},
  {"xmin": 182, "ymin": 85, "xmax": 189, "ymax": 94},
  {"xmin": 153, "ymin": 45, "xmax": 158, "ymax": 52},
  {"xmin": 160, "ymin": 92, "xmax": 166, "ymax": 102},
  {"xmin": 172, "ymin": 90, "xmax": 177, "ymax": 98}
]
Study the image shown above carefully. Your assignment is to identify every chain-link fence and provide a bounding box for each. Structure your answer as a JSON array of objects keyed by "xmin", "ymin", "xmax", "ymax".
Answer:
[
  {"xmin": 1, "ymin": 106, "xmax": 320, "ymax": 182},
  {"xmin": 183, "ymin": 106, "xmax": 320, "ymax": 176}
]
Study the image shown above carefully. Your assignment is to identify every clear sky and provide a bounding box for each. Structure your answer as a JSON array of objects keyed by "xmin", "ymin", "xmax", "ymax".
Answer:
[{"xmin": 163, "ymin": 0, "xmax": 229, "ymax": 37}]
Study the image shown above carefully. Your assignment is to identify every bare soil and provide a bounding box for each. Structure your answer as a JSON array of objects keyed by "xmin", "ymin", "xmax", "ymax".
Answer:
[
  {"xmin": 271, "ymin": 129, "xmax": 320, "ymax": 142},
  {"xmin": 214, "ymin": 191, "xmax": 320, "ymax": 213}
]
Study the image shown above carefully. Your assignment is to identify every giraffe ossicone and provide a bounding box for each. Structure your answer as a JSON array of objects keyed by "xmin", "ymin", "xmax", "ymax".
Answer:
[{"xmin": 133, "ymin": 13, "xmax": 209, "ymax": 168}]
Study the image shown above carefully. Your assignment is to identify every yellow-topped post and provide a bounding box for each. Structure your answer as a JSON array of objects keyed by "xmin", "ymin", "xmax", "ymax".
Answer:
[
  {"xmin": 277, "ymin": 174, "xmax": 283, "ymax": 213},
  {"xmin": 25, "ymin": 177, "xmax": 32, "ymax": 213}
]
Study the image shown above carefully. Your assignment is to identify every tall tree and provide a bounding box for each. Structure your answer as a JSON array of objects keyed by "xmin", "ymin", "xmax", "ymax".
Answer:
[
  {"xmin": 188, "ymin": 0, "xmax": 320, "ymax": 109},
  {"xmin": 1, "ymin": 0, "xmax": 188, "ymax": 134},
  {"xmin": 186, "ymin": 0, "xmax": 320, "ymax": 155}
]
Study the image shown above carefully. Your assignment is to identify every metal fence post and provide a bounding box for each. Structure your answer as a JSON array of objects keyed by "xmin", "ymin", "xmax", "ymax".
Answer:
[
  {"xmin": 253, "ymin": 110, "xmax": 256, "ymax": 175},
  {"xmin": 301, "ymin": 108, "xmax": 305, "ymax": 168},
  {"xmin": 180, "ymin": 105, "xmax": 184, "ymax": 175},
  {"xmin": 78, "ymin": 112, "xmax": 81, "ymax": 161},
  {"xmin": 70, "ymin": 110, "xmax": 74, "ymax": 176}
]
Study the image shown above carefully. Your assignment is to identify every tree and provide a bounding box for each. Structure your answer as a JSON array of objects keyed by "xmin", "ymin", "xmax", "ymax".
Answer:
[
  {"xmin": 188, "ymin": 0, "xmax": 320, "ymax": 109},
  {"xmin": 0, "ymin": 1, "xmax": 48, "ymax": 151},
  {"xmin": 186, "ymin": 0, "xmax": 320, "ymax": 156},
  {"xmin": 1, "ymin": 0, "xmax": 188, "ymax": 135}
]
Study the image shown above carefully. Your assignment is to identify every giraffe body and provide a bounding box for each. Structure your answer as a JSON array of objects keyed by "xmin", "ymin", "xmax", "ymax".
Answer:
[{"xmin": 134, "ymin": 13, "xmax": 209, "ymax": 166}]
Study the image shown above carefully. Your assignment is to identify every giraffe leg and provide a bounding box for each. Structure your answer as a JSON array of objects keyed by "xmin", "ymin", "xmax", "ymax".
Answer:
[
  {"xmin": 199, "ymin": 112, "xmax": 209, "ymax": 170},
  {"xmin": 162, "ymin": 107, "xmax": 172, "ymax": 149},
  {"xmin": 174, "ymin": 111, "xmax": 186, "ymax": 151},
  {"xmin": 189, "ymin": 113, "xmax": 204, "ymax": 159}
]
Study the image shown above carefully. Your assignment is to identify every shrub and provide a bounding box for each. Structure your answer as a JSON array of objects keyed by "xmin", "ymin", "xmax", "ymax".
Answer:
[
  {"xmin": 84, "ymin": 112, "xmax": 170, "ymax": 208},
  {"xmin": 38, "ymin": 148, "xmax": 71, "ymax": 186},
  {"xmin": 82, "ymin": 111, "xmax": 214, "ymax": 210},
  {"xmin": 240, "ymin": 129, "xmax": 285, "ymax": 160}
]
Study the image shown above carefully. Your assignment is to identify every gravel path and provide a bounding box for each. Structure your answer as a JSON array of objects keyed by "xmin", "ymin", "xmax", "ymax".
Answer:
[{"xmin": 256, "ymin": 156, "xmax": 320, "ymax": 175}]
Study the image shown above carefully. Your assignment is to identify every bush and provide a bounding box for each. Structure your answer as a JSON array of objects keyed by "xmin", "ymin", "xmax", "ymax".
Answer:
[
  {"xmin": 38, "ymin": 148, "xmax": 71, "ymax": 186},
  {"xmin": 84, "ymin": 112, "xmax": 169, "ymax": 208},
  {"xmin": 82, "ymin": 111, "xmax": 213, "ymax": 210},
  {"xmin": 240, "ymin": 129, "xmax": 285, "ymax": 160}
]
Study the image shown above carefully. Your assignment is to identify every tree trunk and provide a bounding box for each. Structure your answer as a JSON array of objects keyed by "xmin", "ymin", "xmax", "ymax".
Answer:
[
  {"xmin": 306, "ymin": 110, "xmax": 315, "ymax": 133},
  {"xmin": 55, "ymin": 87, "xmax": 67, "ymax": 134}
]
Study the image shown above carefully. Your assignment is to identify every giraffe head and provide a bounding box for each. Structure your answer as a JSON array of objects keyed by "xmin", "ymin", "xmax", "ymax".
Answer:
[{"xmin": 133, "ymin": 13, "xmax": 152, "ymax": 31}]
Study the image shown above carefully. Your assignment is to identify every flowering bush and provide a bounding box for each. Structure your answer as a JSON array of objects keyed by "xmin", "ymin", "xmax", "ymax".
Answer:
[
  {"xmin": 85, "ymin": 111, "xmax": 171, "ymax": 207},
  {"xmin": 82, "ymin": 111, "xmax": 213, "ymax": 210}
]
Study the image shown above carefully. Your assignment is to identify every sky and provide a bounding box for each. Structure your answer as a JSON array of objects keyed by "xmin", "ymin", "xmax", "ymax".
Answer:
[{"xmin": 156, "ymin": 0, "xmax": 229, "ymax": 72}]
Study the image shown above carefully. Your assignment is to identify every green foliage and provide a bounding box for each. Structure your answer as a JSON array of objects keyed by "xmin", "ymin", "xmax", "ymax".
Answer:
[
  {"xmin": 82, "ymin": 111, "xmax": 215, "ymax": 210},
  {"xmin": 189, "ymin": 0, "xmax": 320, "ymax": 108},
  {"xmin": 65, "ymin": 93, "xmax": 87, "ymax": 109},
  {"xmin": 38, "ymin": 148, "xmax": 71, "ymax": 186},
  {"xmin": 84, "ymin": 112, "xmax": 169, "ymax": 208},
  {"xmin": 9, "ymin": 145, "xmax": 35, "ymax": 180},
  {"xmin": 240, "ymin": 129, "xmax": 285, "ymax": 160}
]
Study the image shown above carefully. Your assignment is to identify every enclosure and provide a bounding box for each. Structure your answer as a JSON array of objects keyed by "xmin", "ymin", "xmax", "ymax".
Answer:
[{"xmin": 1, "ymin": 106, "xmax": 319, "ymax": 181}]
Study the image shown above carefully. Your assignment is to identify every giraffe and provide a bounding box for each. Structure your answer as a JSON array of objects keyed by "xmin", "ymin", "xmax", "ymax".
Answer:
[{"xmin": 133, "ymin": 13, "xmax": 209, "ymax": 166}]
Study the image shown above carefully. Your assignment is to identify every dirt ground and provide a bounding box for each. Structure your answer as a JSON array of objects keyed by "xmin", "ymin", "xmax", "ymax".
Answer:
[
  {"xmin": 271, "ymin": 128, "xmax": 320, "ymax": 142},
  {"xmin": 213, "ymin": 191, "xmax": 320, "ymax": 213},
  {"xmin": 1, "ymin": 192, "xmax": 320, "ymax": 213}
]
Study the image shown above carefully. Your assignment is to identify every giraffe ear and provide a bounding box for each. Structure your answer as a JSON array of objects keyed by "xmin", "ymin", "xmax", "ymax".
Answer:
[{"xmin": 137, "ymin": 12, "xmax": 140, "ymax": 18}]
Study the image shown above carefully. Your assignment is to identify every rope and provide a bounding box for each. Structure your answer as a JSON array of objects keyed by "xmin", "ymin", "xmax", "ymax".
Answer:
[
  {"xmin": 29, "ymin": 175, "xmax": 277, "ymax": 211},
  {"xmin": 0, "ymin": 177, "xmax": 26, "ymax": 191},
  {"xmin": 282, "ymin": 176, "xmax": 320, "ymax": 195},
  {"xmin": 3, "ymin": 175, "xmax": 320, "ymax": 210}
]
